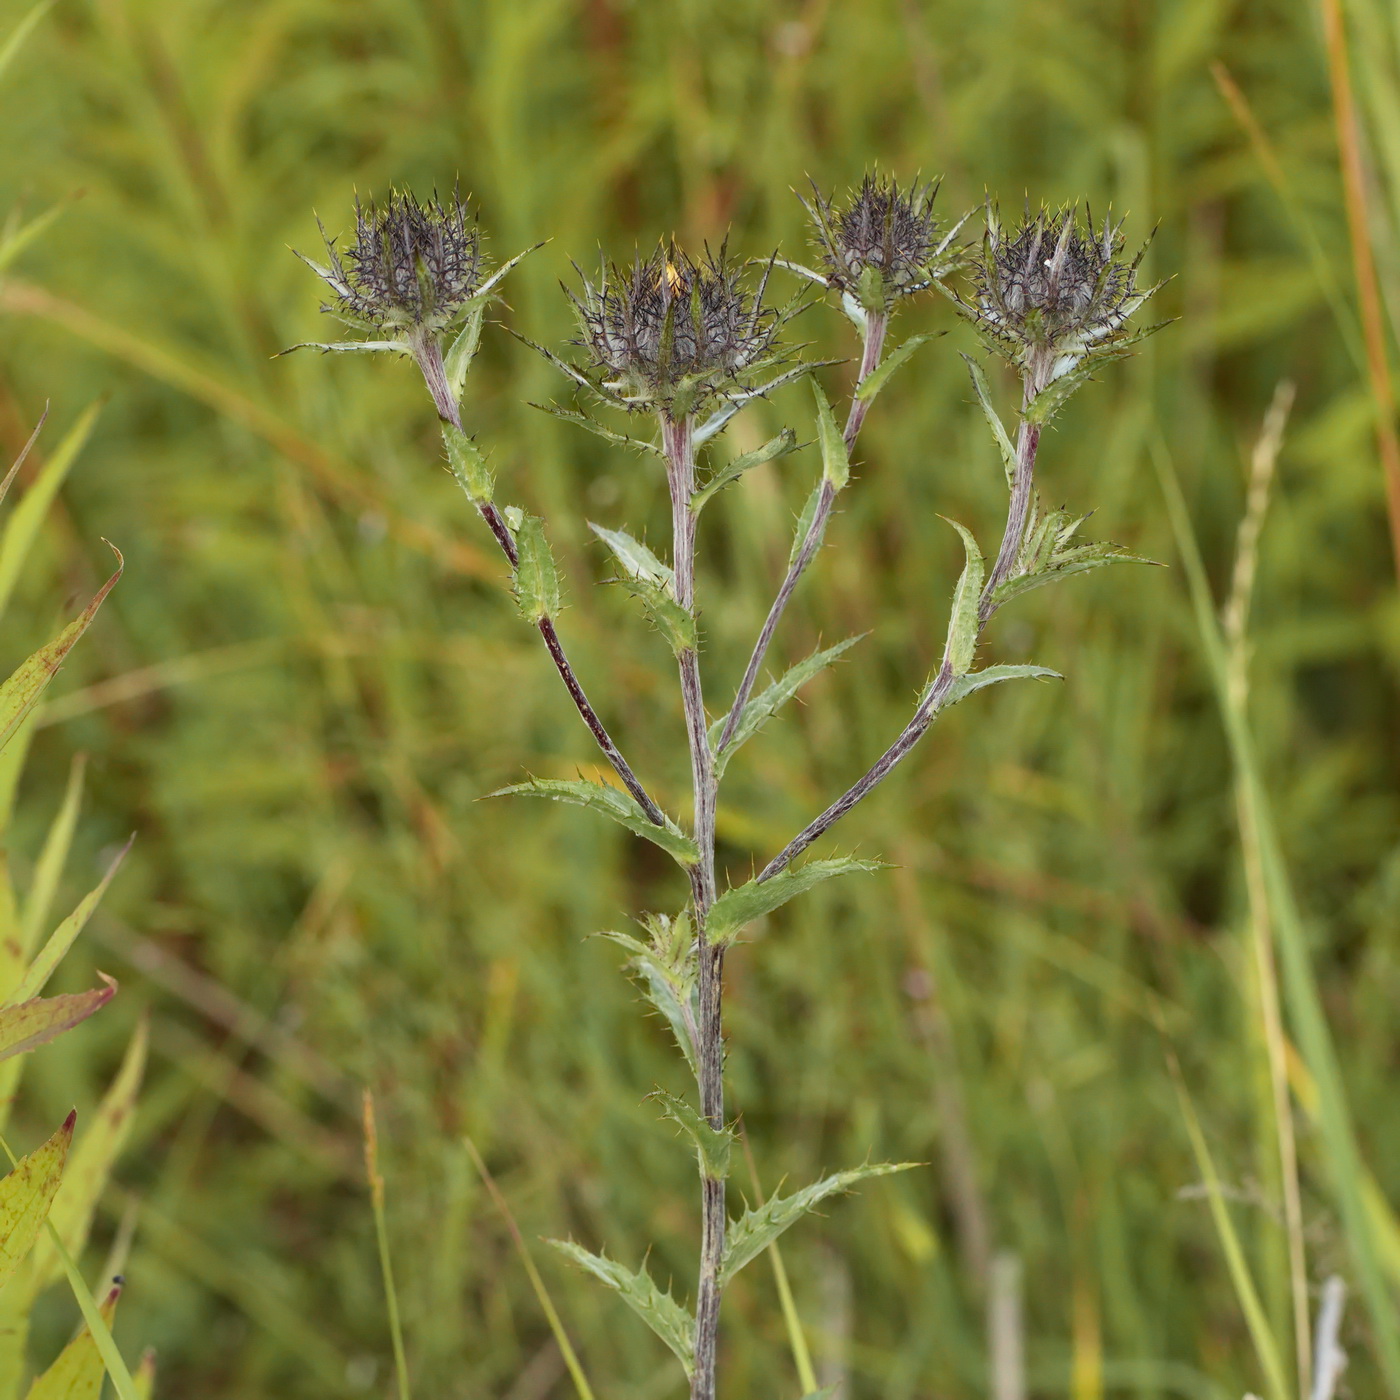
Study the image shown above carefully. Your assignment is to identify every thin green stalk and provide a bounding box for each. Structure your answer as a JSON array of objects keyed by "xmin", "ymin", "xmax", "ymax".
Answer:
[
  {"xmin": 362, "ymin": 1091, "xmax": 412, "ymax": 1400},
  {"xmin": 463, "ymin": 1136, "xmax": 597, "ymax": 1400},
  {"xmin": 1152, "ymin": 433, "xmax": 1400, "ymax": 1393}
]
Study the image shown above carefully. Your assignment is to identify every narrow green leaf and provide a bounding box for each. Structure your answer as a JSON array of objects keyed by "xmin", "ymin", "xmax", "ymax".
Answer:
[
  {"xmin": 493, "ymin": 778, "xmax": 697, "ymax": 866},
  {"xmin": 0, "ymin": 1, "xmax": 54, "ymax": 88},
  {"xmin": 132, "ymin": 1352, "xmax": 155, "ymax": 1400},
  {"xmin": 692, "ymin": 428, "xmax": 799, "ymax": 512},
  {"xmin": 588, "ymin": 524, "xmax": 696, "ymax": 652},
  {"xmin": 29, "ymin": 1019, "xmax": 146, "ymax": 1293},
  {"xmin": 277, "ymin": 339, "xmax": 407, "ymax": 356},
  {"xmin": 534, "ymin": 404, "xmax": 663, "ymax": 457},
  {"xmin": 0, "ymin": 202, "xmax": 67, "ymax": 278},
  {"xmin": 17, "ymin": 754, "xmax": 85, "ymax": 969},
  {"xmin": 787, "ymin": 482, "xmax": 827, "ymax": 569},
  {"xmin": 811, "ymin": 381, "xmax": 849, "ymax": 489},
  {"xmin": 512, "ymin": 515, "xmax": 561, "ymax": 623},
  {"xmin": 1171, "ymin": 1063, "xmax": 1290, "ymax": 1400},
  {"xmin": 708, "ymin": 858, "xmax": 884, "ymax": 946},
  {"xmin": 721, "ymin": 1163, "xmax": 915, "ymax": 1286},
  {"xmin": 940, "ymin": 518, "xmax": 984, "ymax": 674},
  {"xmin": 1023, "ymin": 359, "xmax": 1103, "ymax": 425},
  {"xmin": 652, "ymin": 1091, "xmax": 732, "ymax": 1179},
  {"xmin": 441, "ymin": 423, "xmax": 494, "ymax": 502},
  {"xmin": 856, "ymin": 333, "xmax": 937, "ymax": 403},
  {"xmin": 0, "ymin": 982, "xmax": 115, "ymax": 1065},
  {"xmin": 10, "ymin": 837, "xmax": 129, "ymax": 1007},
  {"xmin": 549, "ymin": 1241, "xmax": 694, "ymax": 1378},
  {"xmin": 962, "ymin": 354, "xmax": 1017, "ymax": 489},
  {"xmin": 932, "ymin": 664, "xmax": 1063, "ymax": 711},
  {"xmin": 0, "ymin": 554, "xmax": 122, "ymax": 754},
  {"xmin": 23, "ymin": 1283, "xmax": 118, "ymax": 1400},
  {"xmin": 0, "ymin": 1113, "xmax": 72, "ymax": 1294},
  {"xmin": 0, "ymin": 403, "xmax": 100, "ymax": 625},
  {"xmin": 710, "ymin": 635, "xmax": 864, "ymax": 775}
]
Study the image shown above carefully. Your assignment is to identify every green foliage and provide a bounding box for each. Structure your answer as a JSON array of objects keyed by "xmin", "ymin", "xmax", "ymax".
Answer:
[
  {"xmin": 691, "ymin": 429, "xmax": 799, "ymax": 512},
  {"xmin": 510, "ymin": 514, "xmax": 561, "ymax": 622},
  {"xmin": 720, "ymin": 1163, "xmax": 915, "ymax": 1287},
  {"xmin": 651, "ymin": 1091, "xmax": 733, "ymax": 1180},
  {"xmin": 493, "ymin": 777, "xmax": 697, "ymax": 865},
  {"xmin": 710, "ymin": 635, "xmax": 863, "ymax": 774},
  {"xmin": 940, "ymin": 518, "xmax": 984, "ymax": 674},
  {"xmin": 589, "ymin": 523, "xmax": 697, "ymax": 653},
  {"xmin": 708, "ymin": 859, "xmax": 885, "ymax": 946},
  {"xmin": 441, "ymin": 423, "xmax": 494, "ymax": 503},
  {"xmin": 548, "ymin": 1241, "xmax": 694, "ymax": 1378},
  {"xmin": 811, "ymin": 380, "xmax": 849, "ymax": 490},
  {"xmin": 855, "ymin": 333, "xmax": 938, "ymax": 404}
]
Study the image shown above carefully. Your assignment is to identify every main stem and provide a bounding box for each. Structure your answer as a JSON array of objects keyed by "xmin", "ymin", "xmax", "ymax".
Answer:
[{"xmin": 662, "ymin": 413, "xmax": 724, "ymax": 1400}]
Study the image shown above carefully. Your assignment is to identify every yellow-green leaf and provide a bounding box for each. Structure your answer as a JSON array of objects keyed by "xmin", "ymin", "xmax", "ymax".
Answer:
[
  {"xmin": 0, "ymin": 554, "xmax": 122, "ymax": 754},
  {"xmin": 30, "ymin": 1019, "xmax": 146, "ymax": 1292},
  {"xmin": 24, "ymin": 1283, "xmax": 119, "ymax": 1400},
  {"xmin": 0, "ymin": 981, "xmax": 117, "ymax": 1065},
  {"xmin": 0, "ymin": 1113, "xmax": 74, "ymax": 1293},
  {"xmin": 10, "ymin": 838, "xmax": 130, "ymax": 1006}
]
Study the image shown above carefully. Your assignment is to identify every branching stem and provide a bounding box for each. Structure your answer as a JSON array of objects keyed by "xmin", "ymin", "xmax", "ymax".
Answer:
[
  {"xmin": 715, "ymin": 311, "xmax": 889, "ymax": 755},
  {"xmin": 757, "ymin": 382, "xmax": 1042, "ymax": 882},
  {"xmin": 418, "ymin": 337, "xmax": 667, "ymax": 827}
]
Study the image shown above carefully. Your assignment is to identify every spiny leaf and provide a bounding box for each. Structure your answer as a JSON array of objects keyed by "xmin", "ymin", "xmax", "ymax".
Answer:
[
  {"xmin": 787, "ymin": 481, "xmax": 828, "ymax": 568},
  {"xmin": 512, "ymin": 515, "xmax": 561, "ymax": 623},
  {"xmin": 721, "ymin": 1162, "xmax": 915, "ymax": 1286},
  {"xmin": 961, "ymin": 353, "xmax": 1016, "ymax": 489},
  {"xmin": 549, "ymin": 1241, "xmax": 694, "ymax": 1378},
  {"xmin": 533, "ymin": 403, "xmax": 663, "ymax": 457},
  {"xmin": 710, "ymin": 635, "xmax": 864, "ymax": 775},
  {"xmin": 589, "ymin": 523, "xmax": 674, "ymax": 590},
  {"xmin": 811, "ymin": 380, "xmax": 849, "ymax": 490},
  {"xmin": 0, "ymin": 553, "xmax": 122, "ymax": 753},
  {"xmin": 0, "ymin": 1113, "xmax": 73, "ymax": 1294},
  {"xmin": 991, "ymin": 542, "xmax": 1158, "ymax": 608},
  {"xmin": 23, "ymin": 1283, "xmax": 119, "ymax": 1400},
  {"xmin": 0, "ymin": 981, "xmax": 116, "ymax": 1065},
  {"xmin": 692, "ymin": 428, "xmax": 799, "ymax": 512},
  {"xmin": 442, "ymin": 423, "xmax": 494, "ymax": 502},
  {"xmin": 932, "ymin": 664, "xmax": 1063, "ymax": 712},
  {"xmin": 602, "ymin": 940, "xmax": 696, "ymax": 1072},
  {"xmin": 856, "ymin": 333, "xmax": 938, "ymax": 403},
  {"xmin": 707, "ymin": 858, "xmax": 884, "ymax": 946},
  {"xmin": 443, "ymin": 301, "xmax": 486, "ymax": 399},
  {"xmin": 652, "ymin": 1091, "xmax": 732, "ymax": 1179},
  {"xmin": 492, "ymin": 778, "xmax": 697, "ymax": 866},
  {"xmin": 940, "ymin": 518, "xmax": 984, "ymax": 674},
  {"xmin": 10, "ymin": 837, "xmax": 130, "ymax": 1006}
]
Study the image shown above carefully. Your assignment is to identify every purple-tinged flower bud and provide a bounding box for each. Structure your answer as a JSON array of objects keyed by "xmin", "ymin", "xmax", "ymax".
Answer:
[
  {"xmin": 312, "ymin": 189, "xmax": 483, "ymax": 338},
  {"xmin": 568, "ymin": 243, "xmax": 783, "ymax": 418},
  {"xmin": 970, "ymin": 204, "xmax": 1159, "ymax": 391},
  {"xmin": 802, "ymin": 174, "xmax": 960, "ymax": 314}
]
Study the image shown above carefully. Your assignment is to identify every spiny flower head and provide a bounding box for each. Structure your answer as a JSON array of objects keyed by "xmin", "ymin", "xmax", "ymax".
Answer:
[
  {"xmin": 310, "ymin": 188, "xmax": 483, "ymax": 338},
  {"xmin": 802, "ymin": 174, "xmax": 961, "ymax": 313},
  {"xmin": 970, "ymin": 203, "xmax": 1158, "ymax": 389},
  {"xmin": 568, "ymin": 243, "xmax": 785, "ymax": 417}
]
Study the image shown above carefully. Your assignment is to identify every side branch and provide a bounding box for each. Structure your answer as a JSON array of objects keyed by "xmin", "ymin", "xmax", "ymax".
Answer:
[
  {"xmin": 715, "ymin": 312, "xmax": 889, "ymax": 754},
  {"xmin": 758, "ymin": 405, "xmax": 1040, "ymax": 881},
  {"xmin": 422, "ymin": 343, "xmax": 667, "ymax": 827}
]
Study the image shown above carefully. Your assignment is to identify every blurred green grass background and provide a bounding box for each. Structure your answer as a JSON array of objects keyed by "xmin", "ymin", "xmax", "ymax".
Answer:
[{"xmin": 0, "ymin": 0, "xmax": 1398, "ymax": 1395}]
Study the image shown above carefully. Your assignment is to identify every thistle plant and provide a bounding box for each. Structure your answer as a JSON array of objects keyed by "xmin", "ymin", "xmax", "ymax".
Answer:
[{"xmin": 296, "ymin": 181, "xmax": 1164, "ymax": 1399}]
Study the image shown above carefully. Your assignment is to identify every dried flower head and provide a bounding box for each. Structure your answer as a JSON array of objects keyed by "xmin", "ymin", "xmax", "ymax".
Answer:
[
  {"xmin": 567, "ymin": 243, "xmax": 785, "ymax": 418},
  {"xmin": 802, "ymin": 174, "xmax": 961, "ymax": 313},
  {"xmin": 970, "ymin": 204, "xmax": 1159, "ymax": 389},
  {"xmin": 310, "ymin": 189, "xmax": 483, "ymax": 338}
]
